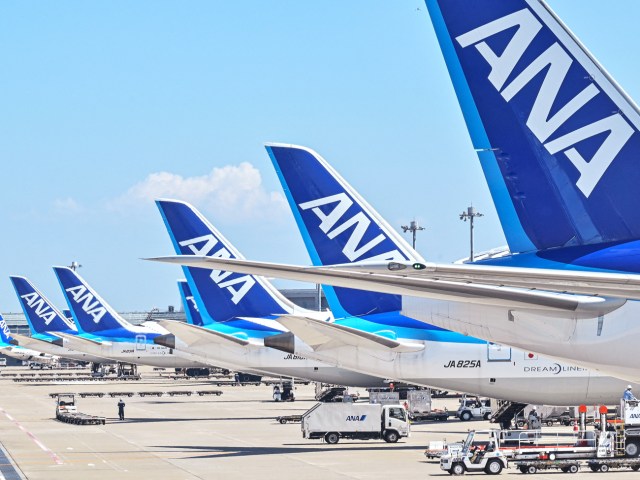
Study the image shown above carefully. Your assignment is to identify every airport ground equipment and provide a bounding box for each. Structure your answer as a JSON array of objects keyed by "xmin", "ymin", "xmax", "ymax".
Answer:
[
  {"xmin": 301, "ymin": 402, "xmax": 410, "ymax": 444},
  {"xmin": 54, "ymin": 394, "xmax": 105, "ymax": 425},
  {"xmin": 490, "ymin": 401, "xmax": 527, "ymax": 429},
  {"xmin": 405, "ymin": 389, "xmax": 448, "ymax": 421},
  {"xmin": 277, "ymin": 414, "xmax": 302, "ymax": 424},
  {"xmin": 440, "ymin": 430, "xmax": 508, "ymax": 475},
  {"xmin": 196, "ymin": 390, "xmax": 223, "ymax": 396},
  {"xmin": 425, "ymin": 440, "xmax": 464, "ymax": 460},
  {"xmin": 444, "ymin": 402, "xmax": 640, "ymax": 474},
  {"xmin": 457, "ymin": 397, "xmax": 492, "ymax": 421}
]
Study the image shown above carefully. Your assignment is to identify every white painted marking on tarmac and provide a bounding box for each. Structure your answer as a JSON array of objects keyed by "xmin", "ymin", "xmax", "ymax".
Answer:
[{"xmin": 0, "ymin": 407, "xmax": 63, "ymax": 465}]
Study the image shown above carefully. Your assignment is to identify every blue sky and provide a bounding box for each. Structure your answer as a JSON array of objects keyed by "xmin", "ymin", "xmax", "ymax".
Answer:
[{"xmin": 1, "ymin": 1, "xmax": 639, "ymax": 311}]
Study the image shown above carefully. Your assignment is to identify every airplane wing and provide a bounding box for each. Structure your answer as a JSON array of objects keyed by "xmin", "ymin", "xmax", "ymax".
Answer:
[
  {"xmin": 147, "ymin": 256, "xmax": 625, "ymax": 316},
  {"xmin": 325, "ymin": 260, "xmax": 640, "ymax": 301},
  {"xmin": 275, "ymin": 315, "xmax": 424, "ymax": 353},
  {"xmin": 158, "ymin": 320, "xmax": 251, "ymax": 347}
]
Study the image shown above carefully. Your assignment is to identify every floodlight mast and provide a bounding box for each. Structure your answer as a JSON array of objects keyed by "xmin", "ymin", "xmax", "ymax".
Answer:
[
  {"xmin": 401, "ymin": 220, "xmax": 425, "ymax": 250},
  {"xmin": 459, "ymin": 206, "xmax": 483, "ymax": 262}
]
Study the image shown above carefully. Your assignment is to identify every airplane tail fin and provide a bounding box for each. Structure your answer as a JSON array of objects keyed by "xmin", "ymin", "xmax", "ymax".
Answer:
[
  {"xmin": 155, "ymin": 199, "xmax": 293, "ymax": 323},
  {"xmin": 10, "ymin": 276, "xmax": 77, "ymax": 335},
  {"xmin": 424, "ymin": 0, "xmax": 640, "ymax": 253},
  {"xmin": 266, "ymin": 143, "xmax": 421, "ymax": 317},
  {"xmin": 177, "ymin": 280, "xmax": 205, "ymax": 327},
  {"xmin": 52, "ymin": 267, "xmax": 131, "ymax": 334},
  {"xmin": 0, "ymin": 314, "xmax": 15, "ymax": 346}
]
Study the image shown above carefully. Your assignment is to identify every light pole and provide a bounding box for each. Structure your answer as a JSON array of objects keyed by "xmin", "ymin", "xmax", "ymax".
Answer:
[
  {"xmin": 401, "ymin": 220, "xmax": 425, "ymax": 250},
  {"xmin": 459, "ymin": 206, "xmax": 483, "ymax": 262}
]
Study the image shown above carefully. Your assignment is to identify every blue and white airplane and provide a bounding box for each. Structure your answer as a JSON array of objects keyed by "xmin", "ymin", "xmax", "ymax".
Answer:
[
  {"xmin": 153, "ymin": 2, "xmax": 640, "ymax": 384},
  {"xmin": 265, "ymin": 143, "xmax": 640, "ymax": 404},
  {"xmin": 152, "ymin": 148, "xmax": 640, "ymax": 405},
  {"xmin": 154, "ymin": 199, "xmax": 388, "ymax": 387},
  {"xmin": 9, "ymin": 276, "xmax": 113, "ymax": 364},
  {"xmin": 51, "ymin": 267, "xmax": 208, "ymax": 368},
  {"xmin": 0, "ymin": 314, "xmax": 57, "ymax": 364}
]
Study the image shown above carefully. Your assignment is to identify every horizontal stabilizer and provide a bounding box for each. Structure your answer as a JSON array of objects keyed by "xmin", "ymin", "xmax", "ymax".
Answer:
[
  {"xmin": 147, "ymin": 256, "xmax": 624, "ymax": 316},
  {"xmin": 158, "ymin": 320, "xmax": 250, "ymax": 347},
  {"xmin": 275, "ymin": 315, "xmax": 424, "ymax": 353},
  {"xmin": 54, "ymin": 331, "xmax": 105, "ymax": 346},
  {"xmin": 11, "ymin": 333, "xmax": 64, "ymax": 349}
]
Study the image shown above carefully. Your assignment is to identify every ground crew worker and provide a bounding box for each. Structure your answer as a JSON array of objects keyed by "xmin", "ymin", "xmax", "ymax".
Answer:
[
  {"xmin": 117, "ymin": 398, "xmax": 126, "ymax": 420},
  {"xmin": 528, "ymin": 406, "xmax": 541, "ymax": 429},
  {"xmin": 624, "ymin": 385, "xmax": 638, "ymax": 401}
]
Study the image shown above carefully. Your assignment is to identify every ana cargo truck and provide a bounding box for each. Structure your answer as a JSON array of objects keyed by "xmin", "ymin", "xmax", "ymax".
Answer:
[{"xmin": 301, "ymin": 402, "xmax": 410, "ymax": 444}]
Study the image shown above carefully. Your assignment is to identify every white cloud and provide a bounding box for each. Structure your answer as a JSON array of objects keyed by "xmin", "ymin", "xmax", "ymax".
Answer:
[
  {"xmin": 108, "ymin": 162, "xmax": 288, "ymax": 222},
  {"xmin": 52, "ymin": 197, "xmax": 85, "ymax": 215}
]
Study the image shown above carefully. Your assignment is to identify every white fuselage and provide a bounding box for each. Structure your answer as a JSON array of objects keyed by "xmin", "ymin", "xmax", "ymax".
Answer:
[
  {"xmin": 292, "ymin": 333, "xmax": 635, "ymax": 405},
  {"xmin": 57, "ymin": 334, "xmax": 208, "ymax": 368},
  {"xmin": 0, "ymin": 346, "xmax": 55, "ymax": 363},
  {"xmin": 12, "ymin": 334, "xmax": 112, "ymax": 364},
  {"xmin": 399, "ymin": 296, "xmax": 640, "ymax": 384},
  {"xmin": 163, "ymin": 326, "xmax": 387, "ymax": 387}
]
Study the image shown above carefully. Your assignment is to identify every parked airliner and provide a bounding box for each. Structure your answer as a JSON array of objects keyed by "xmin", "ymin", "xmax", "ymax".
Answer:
[{"xmin": 151, "ymin": 1, "xmax": 640, "ymax": 384}]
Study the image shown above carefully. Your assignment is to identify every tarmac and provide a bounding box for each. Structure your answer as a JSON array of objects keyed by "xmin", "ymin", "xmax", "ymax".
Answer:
[{"xmin": 0, "ymin": 365, "xmax": 632, "ymax": 479}]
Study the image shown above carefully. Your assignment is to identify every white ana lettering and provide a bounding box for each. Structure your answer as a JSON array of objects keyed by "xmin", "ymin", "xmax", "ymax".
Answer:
[
  {"xmin": 65, "ymin": 285, "xmax": 107, "ymax": 324},
  {"xmin": 21, "ymin": 293, "xmax": 57, "ymax": 325},
  {"xmin": 179, "ymin": 234, "xmax": 219, "ymax": 256},
  {"xmin": 456, "ymin": 8, "xmax": 634, "ymax": 197},
  {"xmin": 180, "ymin": 234, "xmax": 255, "ymax": 304},
  {"xmin": 299, "ymin": 193, "xmax": 404, "ymax": 261}
]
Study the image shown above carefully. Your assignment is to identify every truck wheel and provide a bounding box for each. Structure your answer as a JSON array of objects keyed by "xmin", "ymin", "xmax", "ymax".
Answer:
[
  {"xmin": 546, "ymin": 420, "xmax": 554, "ymax": 427},
  {"xmin": 631, "ymin": 465, "xmax": 640, "ymax": 471},
  {"xmin": 460, "ymin": 411, "xmax": 472, "ymax": 421},
  {"xmin": 451, "ymin": 462, "xmax": 465, "ymax": 475},
  {"xmin": 626, "ymin": 440, "xmax": 640, "ymax": 457},
  {"xmin": 589, "ymin": 465, "xmax": 599, "ymax": 472},
  {"xmin": 599, "ymin": 464, "xmax": 609, "ymax": 472},
  {"xmin": 516, "ymin": 420, "xmax": 525, "ymax": 428},
  {"xmin": 568, "ymin": 464, "xmax": 579, "ymax": 474},
  {"xmin": 384, "ymin": 431, "xmax": 399, "ymax": 443},
  {"xmin": 278, "ymin": 418, "xmax": 287, "ymax": 424},
  {"xmin": 526, "ymin": 465, "xmax": 537, "ymax": 474},
  {"xmin": 483, "ymin": 412, "xmax": 491, "ymax": 420},
  {"xmin": 484, "ymin": 459, "xmax": 503, "ymax": 475},
  {"xmin": 325, "ymin": 432, "xmax": 339, "ymax": 444}
]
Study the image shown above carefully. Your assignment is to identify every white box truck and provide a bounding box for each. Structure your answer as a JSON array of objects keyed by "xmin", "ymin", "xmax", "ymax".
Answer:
[{"xmin": 301, "ymin": 402, "xmax": 410, "ymax": 444}]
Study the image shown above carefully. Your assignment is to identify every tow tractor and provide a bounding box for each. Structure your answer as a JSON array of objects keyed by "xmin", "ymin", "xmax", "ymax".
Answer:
[
  {"xmin": 456, "ymin": 397, "xmax": 492, "ymax": 421},
  {"xmin": 441, "ymin": 401, "xmax": 640, "ymax": 475},
  {"xmin": 440, "ymin": 429, "xmax": 508, "ymax": 475}
]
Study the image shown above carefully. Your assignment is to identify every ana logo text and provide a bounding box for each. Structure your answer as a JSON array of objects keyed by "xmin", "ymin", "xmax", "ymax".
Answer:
[
  {"xmin": 346, "ymin": 415, "xmax": 367, "ymax": 422},
  {"xmin": 179, "ymin": 235, "xmax": 255, "ymax": 305},
  {"xmin": 65, "ymin": 285, "xmax": 107, "ymax": 324},
  {"xmin": 456, "ymin": 8, "xmax": 634, "ymax": 197},
  {"xmin": 20, "ymin": 292, "xmax": 57, "ymax": 325},
  {"xmin": 298, "ymin": 193, "xmax": 406, "ymax": 262}
]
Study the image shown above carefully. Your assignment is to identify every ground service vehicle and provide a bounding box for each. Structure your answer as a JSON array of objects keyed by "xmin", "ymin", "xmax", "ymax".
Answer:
[
  {"xmin": 457, "ymin": 398, "xmax": 492, "ymax": 421},
  {"xmin": 301, "ymin": 402, "xmax": 409, "ymax": 444},
  {"xmin": 440, "ymin": 430, "xmax": 508, "ymax": 475},
  {"xmin": 406, "ymin": 390, "xmax": 448, "ymax": 421},
  {"xmin": 444, "ymin": 402, "xmax": 640, "ymax": 474}
]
